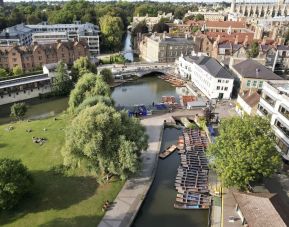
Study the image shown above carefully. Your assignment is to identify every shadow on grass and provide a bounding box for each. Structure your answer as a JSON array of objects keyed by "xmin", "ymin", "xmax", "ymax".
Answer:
[
  {"xmin": 39, "ymin": 215, "xmax": 101, "ymax": 227},
  {"xmin": 0, "ymin": 170, "xmax": 98, "ymax": 226},
  {"xmin": 0, "ymin": 143, "xmax": 7, "ymax": 148}
]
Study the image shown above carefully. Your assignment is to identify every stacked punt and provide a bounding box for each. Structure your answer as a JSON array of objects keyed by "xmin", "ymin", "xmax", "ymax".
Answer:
[{"xmin": 174, "ymin": 128, "xmax": 211, "ymax": 210}]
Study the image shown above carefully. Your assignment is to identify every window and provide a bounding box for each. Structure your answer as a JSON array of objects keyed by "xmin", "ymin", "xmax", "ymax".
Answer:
[
  {"xmin": 226, "ymin": 80, "xmax": 229, "ymax": 83},
  {"xmin": 279, "ymin": 105, "xmax": 289, "ymax": 120},
  {"xmin": 275, "ymin": 119, "xmax": 289, "ymax": 138},
  {"xmin": 224, "ymin": 87, "xmax": 228, "ymax": 91},
  {"xmin": 247, "ymin": 80, "xmax": 251, "ymax": 87},
  {"xmin": 218, "ymin": 79, "xmax": 221, "ymax": 83},
  {"xmin": 217, "ymin": 86, "xmax": 220, "ymax": 90},
  {"xmin": 258, "ymin": 81, "xmax": 263, "ymax": 88},
  {"xmin": 13, "ymin": 58, "xmax": 17, "ymax": 62},
  {"xmin": 253, "ymin": 81, "xmax": 257, "ymax": 87}
]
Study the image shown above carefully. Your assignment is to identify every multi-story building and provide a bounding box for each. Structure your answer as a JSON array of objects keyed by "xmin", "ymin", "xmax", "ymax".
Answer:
[
  {"xmin": 264, "ymin": 45, "xmax": 289, "ymax": 73},
  {"xmin": 0, "ymin": 40, "xmax": 89, "ymax": 71},
  {"xmin": 139, "ymin": 33, "xmax": 200, "ymax": 63},
  {"xmin": 231, "ymin": 59, "xmax": 283, "ymax": 93},
  {"xmin": 0, "ymin": 24, "xmax": 33, "ymax": 46},
  {"xmin": 32, "ymin": 32, "xmax": 69, "ymax": 44},
  {"xmin": 177, "ymin": 54, "xmax": 234, "ymax": 100},
  {"xmin": 257, "ymin": 81, "xmax": 289, "ymax": 161},
  {"xmin": 0, "ymin": 22, "xmax": 100, "ymax": 56},
  {"xmin": 184, "ymin": 11, "xmax": 225, "ymax": 21}
]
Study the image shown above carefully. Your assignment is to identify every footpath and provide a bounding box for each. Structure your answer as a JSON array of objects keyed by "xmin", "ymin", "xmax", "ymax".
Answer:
[{"xmin": 98, "ymin": 115, "xmax": 168, "ymax": 227}]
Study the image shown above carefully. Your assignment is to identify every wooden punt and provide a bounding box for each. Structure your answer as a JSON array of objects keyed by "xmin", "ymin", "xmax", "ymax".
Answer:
[
  {"xmin": 177, "ymin": 187, "xmax": 209, "ymax": 194},
  {"xmin": 176, "ymin": 197, "xmax": 211, "ymax": 204},
  {"xmin": 174, "ymin": 202, "xmax": 210, "ymax": 210},
  {"xmin": 177, "ymin": 172, "xmax": 208, "ymax": 177},
  {"xmin": 159, "ymin": 145, "xmax": 177, "ymax": 159}
]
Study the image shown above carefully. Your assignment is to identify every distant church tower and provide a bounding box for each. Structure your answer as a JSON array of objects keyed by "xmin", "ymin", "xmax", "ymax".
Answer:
[{"xmin": 231, "ymin": 0, "xmax": 236, "ymax": 13}]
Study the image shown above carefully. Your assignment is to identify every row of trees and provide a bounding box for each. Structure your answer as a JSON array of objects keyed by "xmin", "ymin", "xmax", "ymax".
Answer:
[{"xmin": 0, "ymin": 66, "xmax": 23, "ymax": 78}]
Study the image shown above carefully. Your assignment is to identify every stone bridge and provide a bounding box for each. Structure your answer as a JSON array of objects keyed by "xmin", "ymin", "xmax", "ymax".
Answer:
[{"xmin": 97, "ymin": 63, "xmax": 175, "ymax": 77}]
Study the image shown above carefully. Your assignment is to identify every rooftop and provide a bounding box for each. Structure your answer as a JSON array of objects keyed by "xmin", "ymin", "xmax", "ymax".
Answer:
[
  {"xmin": 184, "ymin": 55, "xmax": 233, "ymax": 79},
  {"xmin": 0, "ymin": 24, "xmax": 33, "ymax": 37},
  {"xmin": 0, "ymin": 74, "xmax": 50, "ymax": 89},
  {"xmin": 239, "ymin": 91, "xmax": 261, "ymax": 107},
  {"xmin": 150, "ymin": 34, "xmax": 196, "ymax": 45},
  {"xmin": 205, "ymin": 21, "xmax": 247, "ymax": 29},
  {"xmin": 268, "ymin": 81, "xmax": 289, "ymax": 96},
  {"xmin": 233, "ymin": 59, "xmax": 283, "ymax": 80},
  {"xmin": 233, "ymin": 192, "xmax": 289, "ymax": 227}
]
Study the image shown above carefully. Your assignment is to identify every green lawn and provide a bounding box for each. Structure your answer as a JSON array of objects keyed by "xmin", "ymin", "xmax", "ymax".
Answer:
[{"xmin": 0, "ymin": 116, "xmax": 124, "ymax": 227}]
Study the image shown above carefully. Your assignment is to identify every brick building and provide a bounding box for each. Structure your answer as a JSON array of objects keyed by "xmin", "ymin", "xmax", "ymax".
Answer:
[{"xmin": 0, "ymin": 40, "xmax": 89, "ymax": 72}]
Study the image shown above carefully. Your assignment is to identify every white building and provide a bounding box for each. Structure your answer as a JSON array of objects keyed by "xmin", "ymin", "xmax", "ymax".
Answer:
[
  {"xmin": 32, "ymin": 32, "xmax": 69, "ymax": 44},
  {"xmin": 177, "ymin": 54, "xmax": 234, "ymax": 100},
  {"xmin": 0, "ymin": 21, "xmax": 100, "ymax": 56},
  {"xmin": 0, "ymin": 24, "xmax": 33, "ymax": 46},
  {"xmin": 257, "ymin": 81, "xmax": 289, "ymax": 161}
]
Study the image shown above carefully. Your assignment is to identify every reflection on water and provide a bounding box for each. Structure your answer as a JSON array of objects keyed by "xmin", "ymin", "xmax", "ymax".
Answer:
[
  {"xmin": 133, "ymin": 128, "xmax": 208, "ymax": 227},
  {"xmin": 0, "ymin": 76, "xmax": 189, "ymax": 125},
  {"xmin": 112, "ymin": 76, "xmax": 186, "ymax": 106},
  {"xmin": 0, "ymin": 97, "xmax": 68, "ymax": 125}
]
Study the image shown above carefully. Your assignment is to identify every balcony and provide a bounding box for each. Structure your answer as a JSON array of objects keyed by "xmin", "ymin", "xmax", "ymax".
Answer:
[
  {"xmin": 262, "ymin": 94, "xmax": 276, "ymax": 107},
  {"xmin": 278, "ymin": 105, "xmax": 289, "ymax": 121},
  {"xmin": 258, "ymin": 104, "xmax": 271, "ymax": 118},
  {"xmin": 274, "ymin": 119, "xmax": 289, "ymax": 139}
]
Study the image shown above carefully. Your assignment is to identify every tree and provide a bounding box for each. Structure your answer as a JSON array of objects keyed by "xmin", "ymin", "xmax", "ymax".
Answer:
[
  {"xmin": 207, "ymin": 116, "xmax": 281, "ymax": 190},
  {"xmin": 152, "ymin": 22, "xmax": 169, "ymax": 33},
  {"xmin": 0, "ymin": 68, "xmax": 8, "ymax": 77},
  {"xmin": 68, "ymin": 73, "xmax": 111, "ymax": 112},
  {"xmin": 100, "ymin": 68, "xmax": 114, "ymax": 85},
  {"xmin": 99, "ymin": 15, "xmax": 124, "ymax": 51},
  {"xmin": 71, "ymin": 57, "xmax": 97, "ymax": 82},
  {"xmin": 0, "ymin": 159, "xmax": 33, "ymax": 210},
  {"xmin": 62, "ymin": 103, "xmax": 148, "ymax": 180},
  {"xmin": 284, "ymin": 30, "xmax": 289, "ymax": 45},
  {"xmin": 131, "ymin": 21, "xmax": 149, "ymax": 36},
  {"xmin": 12, "ymin": 65, "xmax": 23, "ymax": 76},
  {"xmin": 195, "ymin": 14, "xmax": 204, "ymax": 21},
  {"xmin": 53, "ymin": 61, "xmax": 72, "ymax": 96},
  {"xmin": 247, "ymin": 41, "xmax": 259, "ymax": 58},
  {"xmin": 10, "ymin": 102, "xmax": 27, "ymax": 120}
]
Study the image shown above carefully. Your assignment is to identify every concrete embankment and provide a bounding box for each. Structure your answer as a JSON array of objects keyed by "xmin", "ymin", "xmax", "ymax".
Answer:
[{"xmin": 98, "ymin": 115, "xmax": 169, "ymax": 227}]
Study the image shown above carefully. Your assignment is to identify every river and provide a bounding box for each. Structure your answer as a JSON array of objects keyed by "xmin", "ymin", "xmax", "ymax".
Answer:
[
  {"xmin": 132, "ymin": 127, "xmax": 208, "ymax": 227},
  {"xmin": 123, "ymin": 32, "xmax": 134, "ymax": 62}
]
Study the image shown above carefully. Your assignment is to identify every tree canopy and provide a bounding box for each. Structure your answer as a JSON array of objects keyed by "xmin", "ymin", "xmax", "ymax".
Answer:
[
  {"xmin": 71, "ymin": 57, "xmax": 97, "ymax": 82},
  {"xmin": 247, "ymin": 41, "xmax": 259, "ymax": 58},
  {"xmin": 0, "ymin": 159, "xmax": 33, "ymax": 210},
  {"xmin": 68, "ymin": 73, "xmax": 111, "ymax": 112},
  {"xmin": 0, "ymin": 68, "xmax": 8, "ymax": 77},
  {"xmin": 100, "ymin": 68, "xmax": 114, "ymax": 85},
  {"xmin": 62, "ymin": 103, "xmax": 148, "ymax": 180},
  {"xmin": 131, "ymin": 21, "xmax": 149, "ymax": 36},
  {"xmin": 12, "ymin": 65, "xmax": 23, "ymax": 76},
  {"xmin": 52, "ymin": 61, "xmax": 72, "ymax": 96},
  {"xmin": 207, "ymin": 116, "xmax": 281, "ymax": 190},
  {"xmin": 10, "ymin": 102, "xmax": 27, "ymax": 120},
  {"xmin": 99, "ymin": 15, "xmax": 124, "ymax": 51},
  {"xmin": 152, "ymin": 22, "xmax": 169, "ymax": 33}
]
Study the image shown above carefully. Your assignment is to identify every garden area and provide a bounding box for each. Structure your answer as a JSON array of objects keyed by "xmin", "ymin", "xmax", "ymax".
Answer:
[{"xmin": 0, "ymin": 116, "xmax": 124, "ymax": 226}]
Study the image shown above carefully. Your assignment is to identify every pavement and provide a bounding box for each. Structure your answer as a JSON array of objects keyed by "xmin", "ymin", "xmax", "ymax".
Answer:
[{"xmin": 98, "ymin": 114, "xmax": 171, "ymax": 227}]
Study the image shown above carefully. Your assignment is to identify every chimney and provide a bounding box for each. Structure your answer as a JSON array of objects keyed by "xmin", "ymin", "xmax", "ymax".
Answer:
[
  {"xmin": 256, "ymin": 68, "xmax": 260, "ymax": 77},
  {"xmin": 261, "ymin": 36, "xmax": 267, "ymax": 45},
  {"xmin": 243, "ymin": 35, "xmax": 248, "ymax": 46},
  {"xmin": 234, "ymin": 35, "xmax": 239, "ymax": 45}
]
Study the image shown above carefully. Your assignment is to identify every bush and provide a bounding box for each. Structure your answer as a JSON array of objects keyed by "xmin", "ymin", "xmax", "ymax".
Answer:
[{"xmin": 0, "ymin": 159, "xmax": 33, "ymax": 210}]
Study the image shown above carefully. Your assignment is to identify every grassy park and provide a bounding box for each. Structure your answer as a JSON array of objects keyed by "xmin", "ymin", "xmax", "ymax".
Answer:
[{"xmin": 0, "ymin": 115, "xmax": 124, "ymax": 226}]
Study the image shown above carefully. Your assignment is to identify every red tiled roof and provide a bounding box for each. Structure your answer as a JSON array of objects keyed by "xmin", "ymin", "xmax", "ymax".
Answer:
[
  {"xmin": 239, "ymin": 91, "xmax": 260, "ymax": 107},
  {"xmin": 184, "ymin": 20, "xmax": 204, "ymax": 26},
  {"xmin": 205, "ymin": 21, "xmax": 247, "ymax": 29},
  {"xmin": 205, "ymin": 32, "xmax": 254, "ymax": 45}
]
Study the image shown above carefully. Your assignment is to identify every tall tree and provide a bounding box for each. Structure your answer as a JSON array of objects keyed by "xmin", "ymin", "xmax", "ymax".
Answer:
[
  {"xmin": 0, "ymin": 159, "xmax": 33, "ymax": 210},
  {"xmin": 62, "ymin": 103, "xmax": 148, "ymax": 180},
  {"xmin": 52, "ymin": 61, "xmax": 72, "ymax": 96},
  {"xmin": 207, "ymin": 116, "xmax": 281, "ymax": 190},
  {"xmin": 68, "ymin": 73, "xmax": 111, "ymax": 112},
  {"xmin": 99, "ymin": 15, "xmax": 124, "ymax": 51},
  {"xmin": 131, "ymin": 21, "xmax": 149, "ymax": 36},
  {"xmin": 71, "ymin": 57, "xmax": 97, "ymax": 82},
  {"xmin": 247, "ymin": 41, "xmax": 259, "ymax": 58},
  {"xmin": 152, "ymin": 22, "xmax": 169, "ymax": 33},
  {"xmin": 10, "ymin": 102, "xmax": 27, "ymax": 120},
  {"xmin": 100, "ymin": 68, "xmax": 114, "ymax": 85}
]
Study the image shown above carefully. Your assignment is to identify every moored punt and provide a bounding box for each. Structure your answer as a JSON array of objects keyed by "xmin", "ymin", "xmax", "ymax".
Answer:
[
  {"xmin": 159, "ymin": 144, "xmax": 177, "ymax": 159},
  {"xmin": 176, "ymin": 192, "xmax": 209, "ymax": 198},
  {"xmin": 174, "ymin": 183, "xmax": 208, "ymax": 188},
  {"xmin": 174, "ymin": 202, "xmax": 210, "ymax": 210},
  {"xmin": 176, "ymin": 187, "xmax": 209, "ymax": 194},
  {"xmin": 176, "ymin": 197, "xmax": 211, "ymax": 204}
]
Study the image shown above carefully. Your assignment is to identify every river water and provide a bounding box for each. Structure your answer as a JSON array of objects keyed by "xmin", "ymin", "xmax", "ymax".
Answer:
[
  {"xmin": 123, "ymin": 32, "xmax": 134, "ymax": 62},
  {"xmin": 133, "ymin": 128, "xmax": 208, "ymax": 227}
]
